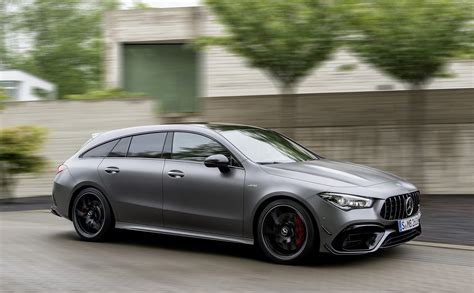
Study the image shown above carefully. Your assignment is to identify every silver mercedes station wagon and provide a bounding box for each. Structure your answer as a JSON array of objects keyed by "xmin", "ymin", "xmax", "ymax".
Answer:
[{"xmin": 52, "ymin": 123, "xmax": 421, "ymax": 264}]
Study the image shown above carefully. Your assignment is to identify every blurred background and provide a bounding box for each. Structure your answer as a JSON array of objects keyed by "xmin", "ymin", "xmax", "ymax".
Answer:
[
  {"xmin": 0, "ymin": 1, "xmax": 473, "ymax": 292},
  {"xmin": 0, "ymin": 0, "xmax": 473, "ymax": 199}
]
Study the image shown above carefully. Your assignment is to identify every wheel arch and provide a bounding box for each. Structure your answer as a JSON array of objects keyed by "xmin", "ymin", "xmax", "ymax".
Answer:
[
  {"xmin": 68, "ymin": 182, "xmax": 116, "ymax": 222},
  {"xmin": 251, "ymin": 194, "xmax": 320, "ymax": 242}
]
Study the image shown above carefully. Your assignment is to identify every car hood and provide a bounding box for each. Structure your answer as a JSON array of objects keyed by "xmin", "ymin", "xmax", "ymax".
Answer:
[{"xmin": 261, "ymin": 159, "xmax": 403, "ymax": 188}]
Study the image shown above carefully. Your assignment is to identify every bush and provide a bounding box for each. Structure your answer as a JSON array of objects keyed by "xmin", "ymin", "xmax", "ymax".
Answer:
[
  {"xmin": 0, "ymin": 126, "xmax": 48, "ymax": 197},
  {"xmin": 63, "ymin": 88, "xmax": 145, "ymax": 100},
  {"xmin": 0, "ymin": 89, "xmax": 8, "ymax": 109}
]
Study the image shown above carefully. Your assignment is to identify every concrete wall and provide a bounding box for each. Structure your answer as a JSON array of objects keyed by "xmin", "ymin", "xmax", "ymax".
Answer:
[
  {"xmin": 1, "ymin": 98, "xmax": 159, "ymax": 198},
  {"xmin": 1, "ymin": 89, "xmax": 473, "ymax": 197},
  {"xmin": 202, "ymin": 88, "xmax": 474, "ymax": 195}
]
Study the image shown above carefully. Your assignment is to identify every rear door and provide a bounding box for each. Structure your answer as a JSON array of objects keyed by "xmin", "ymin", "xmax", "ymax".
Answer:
[{"xmin": 98, "ymin": 132, "xmax": 167, "ymax": 227}]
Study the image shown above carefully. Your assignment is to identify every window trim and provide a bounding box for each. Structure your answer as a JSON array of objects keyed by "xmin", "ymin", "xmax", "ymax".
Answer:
[
  {"xmin": 79, "ymin": 131, "xmax": 168, "ymax": 159},
  {"xmin": 168, "ymin": 131, "xmax": 243, "ymax": 168},
  {"xmin": 78, "ymin": 130, "xmax": 245, "ymax": 168}
]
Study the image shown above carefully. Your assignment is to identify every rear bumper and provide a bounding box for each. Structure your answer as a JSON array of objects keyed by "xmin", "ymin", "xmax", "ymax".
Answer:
[
  {"xmin": 51, "ymin": 198, "xmax": 69, "ymax": 219},
  {"xmin": 51, "ymin": 170, "xmax": 75, "ymax": 219}
]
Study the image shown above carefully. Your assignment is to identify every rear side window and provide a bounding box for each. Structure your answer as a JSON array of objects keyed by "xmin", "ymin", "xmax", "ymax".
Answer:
[
  {"xmin": 108, "ymin": 137, "xmax": 131, "ymax": 157},
  {"xmin": 128, "ymin": 133, "xmax": 166, "ymax": 158},
  {"xmin": 82, "ymin": 140, "xmax": 118, "ymax": 158}
]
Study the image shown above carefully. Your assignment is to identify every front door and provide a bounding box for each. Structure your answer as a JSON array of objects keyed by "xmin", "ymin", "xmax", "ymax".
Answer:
[{"xmin": 162, "ymin": 132, "xmax": 245, "ymax": 236}]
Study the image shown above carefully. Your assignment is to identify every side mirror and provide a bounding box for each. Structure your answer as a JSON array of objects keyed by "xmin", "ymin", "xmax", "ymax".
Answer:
[{"xmin": 204, "ymin": 154, "xmax": 230, "ymax": 170}]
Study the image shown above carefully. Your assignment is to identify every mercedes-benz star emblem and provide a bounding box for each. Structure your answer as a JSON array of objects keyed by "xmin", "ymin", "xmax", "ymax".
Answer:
[{"xmin": 405, "ymin": 197, "xmax": 414, "ymax": 216}]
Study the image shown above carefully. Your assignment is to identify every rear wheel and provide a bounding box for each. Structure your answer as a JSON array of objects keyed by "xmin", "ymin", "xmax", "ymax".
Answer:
[
  {"xmin": 72, "ymin": 188, "xmax": 114, "ymax": 241},
  {"xmin": 256, "ymin": 199, "xmax": 317, "ymax": 264}
]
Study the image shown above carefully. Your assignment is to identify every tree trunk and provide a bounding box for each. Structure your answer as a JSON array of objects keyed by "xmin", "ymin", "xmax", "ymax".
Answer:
[
  {"xmin": 407, "ymin": 84, "xmax": 426, "ymax": 190},
  {"xmin": 280, "ymin": 84, "xmax": 296, "ymax": 138},
  {"xmin": 0, "ymin": 164, "xmax": 14, "ymax": 199}
]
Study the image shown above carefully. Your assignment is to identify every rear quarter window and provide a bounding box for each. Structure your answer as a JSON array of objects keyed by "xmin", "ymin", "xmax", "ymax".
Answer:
[{"xmin": 82, "ymin": 140, "xmax": 118, "ymax": 158}]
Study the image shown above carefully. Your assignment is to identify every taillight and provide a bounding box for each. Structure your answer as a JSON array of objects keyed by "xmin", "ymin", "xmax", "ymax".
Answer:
[{"xmin": 56, "ymin": 164, "xmax": 66, "ymax": 174}]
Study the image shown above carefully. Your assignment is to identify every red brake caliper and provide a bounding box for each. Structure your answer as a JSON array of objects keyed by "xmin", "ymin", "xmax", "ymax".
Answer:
[{"xmin": 294, "ymin": 214, "xmax": 305, "ymax": 248}]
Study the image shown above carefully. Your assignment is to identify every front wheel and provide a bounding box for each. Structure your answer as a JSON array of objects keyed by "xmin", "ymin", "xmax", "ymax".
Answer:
[
  {"xmin": 256, "ymin": 199, "xmax": 317, "ymax": 264},
  {"xmin": 72, "ymin": 188, "xmax": 114, "ymax": 241}
]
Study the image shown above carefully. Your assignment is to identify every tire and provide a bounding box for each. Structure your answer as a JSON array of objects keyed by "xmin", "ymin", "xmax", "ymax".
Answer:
[
  {"xmin": 256, "ymin": 199, "xmax": 317, "ymax": 264},
  {"xmin": 72, "ymin": 187, "xmax": 114, "ymax": 241}
]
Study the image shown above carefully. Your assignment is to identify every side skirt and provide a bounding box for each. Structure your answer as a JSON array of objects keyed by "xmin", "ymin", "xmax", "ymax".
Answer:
[{"xmin": 115, "ymin": 222, "xmax": 254, "ymax": 245}]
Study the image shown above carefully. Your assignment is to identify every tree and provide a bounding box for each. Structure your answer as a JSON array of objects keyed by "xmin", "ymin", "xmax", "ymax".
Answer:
[
  {"xmin": 131, "ymin": 0, "xmax": 149, "ymax": 9},
  {"xmin": 199, "ymin": 0, "xmax": 341, "ymax": 137},
  {"xmin": 0, "ymin": 126, "xmax": 47, "ymax": 197},
  {"xmin": 0, "ymin": 88, "xmax": 7, "ymax": 108},
  {"xmin": 0, "ymin": 0, "xmax": 6, "ymax": 67},
  {"xmin": 7, "ymin": 0, "xmax": 119, "ymax": 98},
  {"xmin": 0, "ymin": 0, "xmax": 20, "ymax": 68},
  {"xmin": 345, "ymin": 0, "xmax": 472, "ymax": 184}
]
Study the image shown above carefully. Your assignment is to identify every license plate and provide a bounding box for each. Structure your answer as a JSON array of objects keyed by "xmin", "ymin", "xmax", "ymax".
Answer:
[{"xmin": 398, "ymin": 213, "xmax": 420, "ymax": 232}]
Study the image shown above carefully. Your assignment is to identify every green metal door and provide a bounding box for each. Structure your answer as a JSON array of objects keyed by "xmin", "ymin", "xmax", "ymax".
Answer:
[{"xmin": 123, "ymin": 44, "xmax": 198, "ymax": 113}]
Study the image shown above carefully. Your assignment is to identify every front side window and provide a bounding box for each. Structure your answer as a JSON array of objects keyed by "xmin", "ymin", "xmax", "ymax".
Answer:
[
  {"xmin": 82, "ymin": 140, "xmax": 118, "ymax": 158},
  {"xmin": 128, "ymin": 133, "xmax": 166, "ymax": 158},
  {"xmin": 216, "ymin": 128, "xmax": 317, "ymax": 164},
  {"xmin": 171, "ymin": 132, "xmax": 232, "ymax": 163}
]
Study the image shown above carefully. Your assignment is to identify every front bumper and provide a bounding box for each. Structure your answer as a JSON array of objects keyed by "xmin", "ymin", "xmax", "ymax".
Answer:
[
  {"xmin": 325, "ymin": 221, "xmax": 421, "ymax": 255},
  {"xmin": 309, "ymin": 195, "xmax": 422, "ymax": 255},
  {"xmin": 51, "ymin": 205, "xmax": 62, "ymax": 217}
]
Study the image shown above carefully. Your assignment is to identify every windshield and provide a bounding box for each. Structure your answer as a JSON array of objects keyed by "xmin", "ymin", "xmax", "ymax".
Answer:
[{"xmin": 217, "ymin": 128, "xmax": 318, "ymax": 164}]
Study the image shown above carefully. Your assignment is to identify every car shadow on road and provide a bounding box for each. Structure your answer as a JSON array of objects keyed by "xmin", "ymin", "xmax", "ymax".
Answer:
[{"xmin": 53, "ymin": 228, "xmax": 395, "ymax": 267}]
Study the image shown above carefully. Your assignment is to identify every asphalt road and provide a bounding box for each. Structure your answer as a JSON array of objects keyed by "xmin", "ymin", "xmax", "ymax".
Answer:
[
  {"xmin": 1, "ymin": 210, "xmax": 473, "ymax": 292},
  {"xmin": 2, "ymin": 194, "xmax": 473, "ymax": 245}
]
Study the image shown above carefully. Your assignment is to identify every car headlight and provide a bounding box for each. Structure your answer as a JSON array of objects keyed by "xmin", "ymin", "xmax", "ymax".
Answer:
[{"xmin": 319, "ymin": 192, "xmax": 373, "ymax": 210}]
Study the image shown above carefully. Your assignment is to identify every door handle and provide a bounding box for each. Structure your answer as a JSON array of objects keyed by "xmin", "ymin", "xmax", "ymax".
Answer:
[
  {"xmin": 105, "ymin": 167, "xmax": 120, "ymax": 174},
  {"xmin": 167, "ymin": 170, "xmax": 184, "ymax": 178}
]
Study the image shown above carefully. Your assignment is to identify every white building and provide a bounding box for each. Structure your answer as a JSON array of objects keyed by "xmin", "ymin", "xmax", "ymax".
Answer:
[
  {"xmin": 104, "ymin": 7, "xmax": 474, "ymax": 113},
  {"xmin": 0, "ymin": 70, "xmax": 56, "ymax": 101}
]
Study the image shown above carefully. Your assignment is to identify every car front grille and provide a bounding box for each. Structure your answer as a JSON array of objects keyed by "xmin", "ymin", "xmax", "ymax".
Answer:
[{"xmin": 380, "ymin": 191, "xmax": 420, "ymax": 220}]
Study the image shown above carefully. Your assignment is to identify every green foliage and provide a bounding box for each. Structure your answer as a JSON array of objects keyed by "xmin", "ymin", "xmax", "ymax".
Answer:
[
  {"xmin": 455, "ymin": 20, "xmax": 474, "ymax": 59},
  {"xmin": 199, "ymin": 0, "xmax": 341, "ymax": 89},
  {"xmin": 132, "ymin": 0, "xmax": 150, "ymax": 9},
  {"xmin": 63, "ymin": 88, "xmax": 145, "ymax": 100},
  {"xmin": 0, "ymin": 126, "xmax": 48, "ymax": 192},
  {"xmin": 7, "ymin": 0, "xmax": 119, "ymax": 98},
  {"xmin": 337, "ymin": 63, "xmax": 358, "ymax": 72},
  {"xmin": 0, "ymin": 88, "xmax": 8, "ymax": 109},
  {"xmin": 344, "ymin": 0, "xmax": 472, "ymax": 87}
]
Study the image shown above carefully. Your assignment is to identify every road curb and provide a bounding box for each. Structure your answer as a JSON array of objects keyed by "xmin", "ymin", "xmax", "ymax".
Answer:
[{"xmin": 408, "ymin": 241, "xmax": 474, "ymax": 251}]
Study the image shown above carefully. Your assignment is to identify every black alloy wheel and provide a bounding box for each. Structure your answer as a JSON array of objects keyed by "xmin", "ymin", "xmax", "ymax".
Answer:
[
  {"xmin": 72, "ymin": 188, "xmax": 114, "ymax": 241},
  {"xmin": 257, "ymin": 199, "xmax": 317, "ymax": 264}
]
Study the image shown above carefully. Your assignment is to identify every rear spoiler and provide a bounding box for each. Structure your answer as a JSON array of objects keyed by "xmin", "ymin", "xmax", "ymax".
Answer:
[{"xmin": 81, "ymin": 132, "xmax": 102, "ymax": 148}]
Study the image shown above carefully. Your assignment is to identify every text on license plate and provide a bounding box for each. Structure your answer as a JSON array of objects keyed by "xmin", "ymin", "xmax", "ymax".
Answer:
[{"xmin": 398, "ymin": 213, "xmax": 420, "ymax": 232}]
